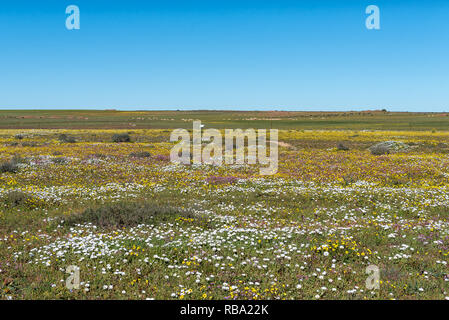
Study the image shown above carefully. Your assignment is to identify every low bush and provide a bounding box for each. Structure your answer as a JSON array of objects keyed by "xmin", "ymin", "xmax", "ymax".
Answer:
[
  {"xmin": 337, "ymin": 143, "xmax": 349, "ymax": 151},
  {"xmin": 64, "ymin": 201, "xmax": 193, "ymax": 228},
  {"xmin": 112, "ymin": 133, "xmax": 131, "ymax": 143},
  {"xmin": 1, "ymin": 191, "xmax": 45, "ymax": 209},
  {"xmin": 2, "ymin": 191, "xmax": 29, "ymax": 207},
  {"xmin": 51, "ymin": 157, "xmax": 68, "ymax": 165},
  {"xmin": 370, "ymin": 145, "xmax": 390, "ymax": 155},
  {"xmin": 369, "ymin": 141, "xmax": 409, "ymax": 155},
  {"xmin": 21, "ymin": 141, "xmax": 40, "ymax": 147},
  {"xmin": 0, "ymin": 160, "xmax": 18, "ymax": 173},
  {"xmin": 129, "ymin": 151, "xmax": 151, "ymax": 158},
  {"xmin": 58, "ymin": 134, "xmax": 76, "ymax": 143}
]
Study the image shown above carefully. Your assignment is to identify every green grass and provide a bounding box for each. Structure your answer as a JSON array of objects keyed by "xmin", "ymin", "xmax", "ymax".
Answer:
[{"xmin": 1, "ymin": 109, "xmax": 449, "ymax": 130}]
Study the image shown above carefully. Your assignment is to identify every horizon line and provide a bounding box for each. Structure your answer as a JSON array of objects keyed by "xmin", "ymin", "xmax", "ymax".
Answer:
[{"xmin": 0, "ymin": 108, "xmax": 448, "ymax": 114}]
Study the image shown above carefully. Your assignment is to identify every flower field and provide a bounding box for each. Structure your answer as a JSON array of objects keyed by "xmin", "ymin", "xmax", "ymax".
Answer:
[{"xmin": 1, "ymin": 128, "xmax": 449, "ymax": 300}]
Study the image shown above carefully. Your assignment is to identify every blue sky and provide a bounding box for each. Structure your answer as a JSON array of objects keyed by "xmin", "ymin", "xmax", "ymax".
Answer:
[{"xmin": 0, "ymin": 0, "xmax": 448, "ymax": 111}]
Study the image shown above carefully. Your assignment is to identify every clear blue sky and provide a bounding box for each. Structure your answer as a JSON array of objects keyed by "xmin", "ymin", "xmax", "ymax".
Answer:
[{"xmin": 0, "ymin": 0, "xmax": 448, "ymax": 111}]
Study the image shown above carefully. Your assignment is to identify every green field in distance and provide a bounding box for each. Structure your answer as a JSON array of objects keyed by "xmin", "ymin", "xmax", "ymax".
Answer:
[{"xmin": 1, "ymin": 109, "xmax": 449, "ymax": 130}]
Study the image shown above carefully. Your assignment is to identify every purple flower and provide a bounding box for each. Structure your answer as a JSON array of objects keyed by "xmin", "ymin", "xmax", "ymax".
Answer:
[{"xmin": 205, "ymin": 176, "xmax": 239, "ymax": 185}]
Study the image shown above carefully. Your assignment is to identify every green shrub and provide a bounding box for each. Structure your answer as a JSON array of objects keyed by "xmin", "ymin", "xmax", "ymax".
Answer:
[
  {"xmin": 58, "ymin": 134, "xmax": 76, "ymax": 143},
  {"xmin": 129, "ymin": 151, "xmax": 151, "ymax": 158},
  {"xmin": 1, "ymin": 191, "xmax": 45, "ymax": 209},
  {"xmin": 21, "ymin": 141, "xmax": 39, "ymax": 147},
  {"xmin": 370, "ymin": 145, "xmax": 390, "ymax": 155},
  {"xmin": 11, "ymin": 155, "xmax": 26, "ymax": 164},
  {"xmin": 0, "ymin": 160, "xmax": 18, "ymax": 173},
  {"xmin": 2, "ymin": 191, "xmax": 29, "ymax": 207},
  {"xmin": 64, "ymin": 201, "xmax": 193, "ymax": 228},
  {"xmin": 51, "ymin": 157, "xmax": 68, "ymax": 165},
  {"xmin": 112, "ymin": 133, "xmax": 131, "ymax": 143},
  {"xmin": 337, "ymin": 142, "xmax": 349, "ymax": 151}
]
